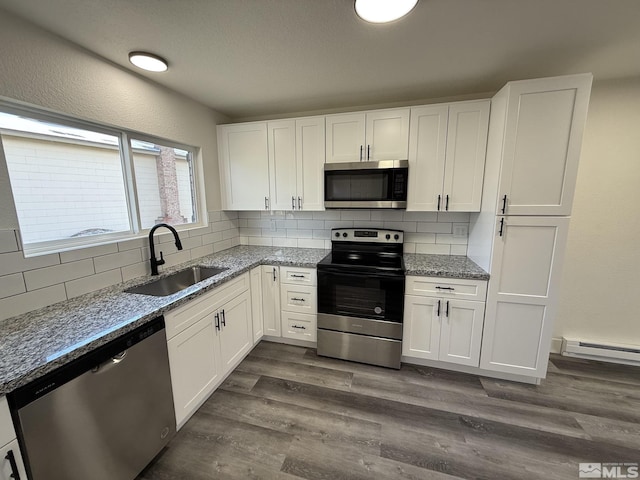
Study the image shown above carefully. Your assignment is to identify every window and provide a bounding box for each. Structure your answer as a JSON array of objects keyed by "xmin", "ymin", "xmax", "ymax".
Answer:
[{"xmin": 0, "ymin": 106, "xmax": 203, "ymax": 256}]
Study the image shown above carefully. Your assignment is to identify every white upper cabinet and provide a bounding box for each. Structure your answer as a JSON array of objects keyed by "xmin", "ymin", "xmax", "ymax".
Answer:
[
  {"xmin": 218, "ymin": 122, "xmax": 270, "ymax": 210},
  {"xmin": 497, "ymin": 75, "xmax": 592, "ymax": 215},
  {"xmin": 325, "ymin": 108, "xmax": 409, "ymax": 163},
  {"xmin": 268, "ymin": 120, "xmax": 297, "ymax": 211},
  {"xmin": 296, "ymin": 116, "xmax": 325, "ymax": 211},
  {"xmin": 407, "ymin": 100, "xmax": 489, "ymax": 212}
]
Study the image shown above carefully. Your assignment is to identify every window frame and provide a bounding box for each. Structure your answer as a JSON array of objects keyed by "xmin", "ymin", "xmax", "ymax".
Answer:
[{"xmin": 0, "ymin": 100, "xmax": 208, "ymax": 257}]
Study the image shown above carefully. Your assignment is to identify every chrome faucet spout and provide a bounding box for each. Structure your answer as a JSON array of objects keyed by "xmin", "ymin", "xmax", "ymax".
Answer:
[{"xmin": 149, "ymin": 223, "xmax": 183, "ymax": 276}]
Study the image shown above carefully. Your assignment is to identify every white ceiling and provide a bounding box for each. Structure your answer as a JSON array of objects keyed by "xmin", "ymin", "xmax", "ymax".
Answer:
[{"xmin": 1, "ymin": 0, "xmax": 639, "ymax": 119}]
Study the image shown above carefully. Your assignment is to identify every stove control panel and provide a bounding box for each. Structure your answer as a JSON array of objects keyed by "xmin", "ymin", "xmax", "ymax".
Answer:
[{"xmin": 331, "ymin": 228, "xmax": 404, "ymax": 244}]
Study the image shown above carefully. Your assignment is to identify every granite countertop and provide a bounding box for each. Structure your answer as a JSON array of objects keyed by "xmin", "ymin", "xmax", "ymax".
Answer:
[{"xmin": 0, "ymin": 246, "xmax": 487, "ymax": 395}]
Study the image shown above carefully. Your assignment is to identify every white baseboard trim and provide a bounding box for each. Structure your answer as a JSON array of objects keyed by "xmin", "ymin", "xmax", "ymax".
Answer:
[{"xmin": 550, "ymin": 337, "xmax": 563, "ymax": 354}]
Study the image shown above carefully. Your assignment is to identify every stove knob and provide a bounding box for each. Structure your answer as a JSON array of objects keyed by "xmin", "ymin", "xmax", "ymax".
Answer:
[
  {"xmin": 385, "ymin": 234, "xmax": 391, "ymax": 240},
  {"xmin": 394, "ymin": 234, "xmax": 400, "ymax": 240},
  {"xmin": 335, "ymin": 232, "xmax": 340, "ymax": 238},
  {"xmin": 342, "ymin": 232, "xmax": 348, "ymax": 238}
]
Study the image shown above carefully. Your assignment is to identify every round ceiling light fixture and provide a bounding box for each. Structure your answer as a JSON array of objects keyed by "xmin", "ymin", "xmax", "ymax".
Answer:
[
  {"xmin": 354, "ymin": 0, "xmax": 419, "ymax": 23},
  {"xmin": 128, "ymin": 51, "xmax": 169, "ymax": 72}
]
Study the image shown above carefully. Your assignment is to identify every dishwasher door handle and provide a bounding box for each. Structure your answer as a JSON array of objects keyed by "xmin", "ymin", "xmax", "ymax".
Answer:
[{"xmin": 91, "ymin": 351, "xmax": 127, "ymax": 374}]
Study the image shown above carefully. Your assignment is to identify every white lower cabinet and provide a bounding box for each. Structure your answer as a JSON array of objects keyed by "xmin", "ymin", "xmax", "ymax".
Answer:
[
  {"xmin": 0, "ymin": 397, "xmax": 26, "ymax": 480},
  {"xmin": 250, "ymin": 266, "xmax": 264, "ymax": 343},
  {"xmin": 403, "ymin": 276, "xmax": 487, "ymax": 367},
  {"xmin": 262, "ymin": 266, "xmax": 281, "ymax": 337},
  {"xmin": 165, "ymin": 273, "xmax": 253, "ymax": 428}
]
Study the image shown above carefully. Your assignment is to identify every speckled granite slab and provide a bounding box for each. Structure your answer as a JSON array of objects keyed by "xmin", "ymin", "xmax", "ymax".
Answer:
[
  {"xmin": 0, "ymin": 246, "xmax": 486, "ymax": 395},
  {"xmin": 404, "ymin": 254, "xmax": 489, "ymax": 280}
]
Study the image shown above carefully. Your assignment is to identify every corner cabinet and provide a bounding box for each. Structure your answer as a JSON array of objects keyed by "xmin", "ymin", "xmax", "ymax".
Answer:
[
  {"xmin": 325, "ymin": 108, "xmax": 410, "ymax": 163},
  {"xmin": 217, "ymin": 122, "xmax": 270, "ymax": 210},
  {"xmin": 407, "ymin": 100, "xmax": 490, "ymax": 212},
  {"xmin": 0, "ymin": 397, "xmax": 27, "ymax": 480},
  {"xmin": 165, "ymin": 273, "xmax": 253, "ymax": 428},
  {"xmin": 403, "ymin": 276, "xmax": 487, "ymax": 367},
  {"xmin": 494, "ymin": 75, "xmax": 592, "ymax": 216}
]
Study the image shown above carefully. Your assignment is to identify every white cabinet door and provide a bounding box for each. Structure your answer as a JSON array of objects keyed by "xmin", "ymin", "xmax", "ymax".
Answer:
[
  {"xmin": 402, "ymin": 295, "xmax": 441, "ymax": 360},
  {"xmin": 0, "ymin": 439, "xmax": 27, "ymax": 480},
  {"xmin": 439, "ymin": 299, "xmax": 485, "ymax": 367},
  {"xmin": 406, "ymin": 104, "xmax": 448, "ymax": 211},
  {"xmin": 480, "ymin": 216, "xmax": 569, "ymax": 377},
  {"xmin": 325, "ymin": 113, "xmax": 365, "ymax": 163},
  {"xmin": 250, "ymin": 266, "xmax": 264, "ymax": 344},
  {"xmin": 218, "ymin": 290, "xmax": 253, "ymax": 373},
  {"xmin": 167, "ymin": 315, "xmax": 221, "ymax": 427},
  {"xmin": 262, "ymin": 265, "xmax": 281, "ymax": 336},
  {"xmin": 443, "ymin": 100, "xmax": 490, "ymax": 212},
  {"xmin": 218, "ymin": 122, "xmax": 270, "ymax": 210},
  {"xmin": 365, "ymin": 108, "xmax": 410, "ymax": 161},
  {"xmin": 497, "ymin": 75, "xmax": 592, "ymax": 215},
  {"xmin": 296, "ymin": 116, "xmax": 325, "ymax": 211},
  {"xmin": 268, "ymin": 120, "xmax": 297, "ymax": 211}
]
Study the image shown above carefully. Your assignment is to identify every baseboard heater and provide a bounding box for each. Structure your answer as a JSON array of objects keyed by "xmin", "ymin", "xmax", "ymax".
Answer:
[{"xmin": 561, "ymin": 338, "xmax": 640, "ymax": 367}]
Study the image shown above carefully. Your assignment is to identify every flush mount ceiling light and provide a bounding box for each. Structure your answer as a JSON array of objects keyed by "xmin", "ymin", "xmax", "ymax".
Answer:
[
  {"xmin": 355, "ymin": 0, "xmax": 419, "ymax": 23},
  {"xmin": 128, "ymin": 52, "xmax": 168, "ymax": 72}
]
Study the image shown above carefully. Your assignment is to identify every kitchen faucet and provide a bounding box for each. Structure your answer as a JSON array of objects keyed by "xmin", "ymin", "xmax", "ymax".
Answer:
[{"xmin": 149, "ymin": 223, "xmax": 183, "ymax": 275}]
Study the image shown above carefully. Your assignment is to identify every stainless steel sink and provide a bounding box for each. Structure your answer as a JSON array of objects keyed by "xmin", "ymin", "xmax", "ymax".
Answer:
[{"xmin": 124, "ymin": 266, "xmax": 228, "ymax": 296}]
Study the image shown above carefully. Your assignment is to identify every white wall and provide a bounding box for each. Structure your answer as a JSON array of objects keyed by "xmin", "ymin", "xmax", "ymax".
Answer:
[
  {"xmin": 554, "ymin": 78, "xmax": 640, "ymax": 345},
  {"xmin": 0, "ymin": 8, "xmax": 228, "ymax": 220}
]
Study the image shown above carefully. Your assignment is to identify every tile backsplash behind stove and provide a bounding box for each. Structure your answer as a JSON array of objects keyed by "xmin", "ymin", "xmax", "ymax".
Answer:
[{"xmin": 238, "ymin": 210, "xmax": 469, "ymax": 255}]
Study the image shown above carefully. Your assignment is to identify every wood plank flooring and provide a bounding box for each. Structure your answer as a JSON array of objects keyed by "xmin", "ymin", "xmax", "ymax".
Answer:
[{"xmin": 139, "ymin": 342, "xmax": 640, "ymax": 480}]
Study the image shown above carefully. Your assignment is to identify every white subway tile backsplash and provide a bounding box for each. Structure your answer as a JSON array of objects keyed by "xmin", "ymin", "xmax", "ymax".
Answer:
[
  {"xmin": 417, "ymin": 222, "xmax": 452, "ymax": 234},
  {"xmin": 62, "ymin": 243, "xmax": 118, "ymax": 262},
  {"xmin": 450, "ymin": 245, "xmax": 468, "ymax": 255},
  {"xmin": 296, "ymin": 220, "xmax": 325, "ymax": 230},
  {"xmin": 117, "ymin": 237, "xmax": 149, "ymax": 252},
  {"xmin": 0, "ymin": 230, "xmax": 19, "ymax": 254},
  {"xmin": 0, "ymin": 273, "xmax": 26, "ymax": 299},
  {"xmin": 187, "ymin": 225, "xmax": 212, "ymax": 237},
  {"xmin": 208, "ymin": 211, "xmax": 222, "ymax": 222},
  {"xmin": 435, "ymin": 234, "xmax": 468, "ymax": 245},
  {"xmin": 223, "ymin": 229, "xmax": 239, "ymax": 240},
  {"xmin": 266, "ymin": 229, "xmax": 288, "ymax": 238},
  {"xmin": 288, "ymin": 229, "xmax": 312, "ymax": 239},
  {"xmin": 324, "ymin": 220, "xmax": 354, "ymax": 229},
  {"xmin": 417, "ymin": 244, "xmax": 451, "ymax": 255},
  {"xmin": 190, "ymin": 244, "xmax": 215, "ymax": 260},
  {"xmin": 312, "ymin": 211, "xmax": 341, "ymax": 221},
  {"xmin": 402, "ymin": 212, "xmax": 438, "ymax": 222},
  {"xmin": 384, "ymin": 221, "xmax": 416, "ymax": 232},
  {"xmin": 24, "ymin": 259, "xmax": 95, "ymax": 291},
  {"xmin": 202, "ymin": 232, "xmax": 224, "ymax": 245},
  {"xmin": 0, "ymin": 284, "xmax": 67, "ymax": 321},
  {"xmin": 214, "ymin": 238, "xmax": 237, "ymax": 252},
  {"xmin": 370, "ymin": 210, "xmax": 400, "ymax": 222},
  {"xmin": 272, "ymin": 238, "xmax": 298, "ymax": 248},
  {"xmin": 247, "ymin": 219, "xmax": 272, "ymax": 229},
  {"xmin": 437, "ymin": 212, "xmax": 470, "ymax": 222},
  {"xmin": 240, "ymin": 228, "xmax": 262, "ymax": 237},
  {"xmin": 340, "ymin": 210, "xmax": 371, "ymax": 221},
  {"xmin": 65, "ymin": 269, "xmax": 122, "ymax": 299},
  {"xmin": 121, "ymin": 262, "xmax": 150, "ymax": 282},
  {"xmin": 312, "ymin": 229, "xmax": 331, "ymax": 239},
  {"xmin": 161, "ymin": 250, "xmax": 192, "ymax": 269},
  {"xmin": 405, "ymin": 233, "xmax": 436, "ymax": 244},
  {"xmin": 94, "ymin": 249, "xmax": 142, "ymax": 273},
  {"xmin": 247, "ymin": 237, "xmax": 273, "ymax": 247},
  {"xmin": 297, "ymin": 239, "xmax": 325, "ymax": 249},
  {"xmin": 404, "ymin": 243, "xmax": 417, "ymax": 254},
  {"xmin": 0, "ymin": 251, "xmax": 60, "ymax": 277}
]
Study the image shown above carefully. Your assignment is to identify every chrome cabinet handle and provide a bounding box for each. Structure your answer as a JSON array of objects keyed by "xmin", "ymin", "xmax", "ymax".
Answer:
[
  {"xmin": 5, "ymin": 449, "xmax": 21, "ymax": 480},
  {"xmin": 298, "ymin": 196, "xmax": 302, "ymax": 209},
  {"xmin": 292, "ymin": 196, "xmax": 296, "ymax": 210},
  {"xmin": 265, "ymin": 196, "xmax": 269, "ymax": 210}
]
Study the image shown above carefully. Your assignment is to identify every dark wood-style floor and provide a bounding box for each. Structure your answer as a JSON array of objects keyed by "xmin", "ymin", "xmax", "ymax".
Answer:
[{"xmin": 139, "ymin": 341, "xmax": 640, "ymax": 480}]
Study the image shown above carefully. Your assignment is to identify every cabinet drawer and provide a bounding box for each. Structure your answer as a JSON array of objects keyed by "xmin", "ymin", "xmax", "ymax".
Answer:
[
  {"xmin": 280, "ymin": 266, "xmax": 316, "ymax": 286},
  {"xmin": 281, "ymin": 312, "xmax": 317, "ymax": 342},
  {"xmin": 0, "ymin": 439, "xmax": 27, "ymax": 480},
  {"xmin": 165, "ymin": 273, "xmax": 249, "ymax": 340},
  {"xmin": 406, "ymin": 276, "xmax": 487, "ymax": 301},
  {"xmin": 280, "ymin": 284, "xmax": 317, "ymax": 314},
  {"xmin": 0, "ymin": 396, "xmax": 14, "ymax": 448}
]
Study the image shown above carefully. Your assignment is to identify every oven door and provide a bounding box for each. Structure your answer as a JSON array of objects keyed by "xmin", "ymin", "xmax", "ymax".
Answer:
[{"xmin": 317, "ymin": 267, "xmax": 405, "ymax": 322}]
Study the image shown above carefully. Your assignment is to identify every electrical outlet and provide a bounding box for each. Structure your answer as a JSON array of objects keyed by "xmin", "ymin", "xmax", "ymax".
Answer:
[{"xmin": 453, "ymin": 224, "xmax": 468, "ymax": 238}]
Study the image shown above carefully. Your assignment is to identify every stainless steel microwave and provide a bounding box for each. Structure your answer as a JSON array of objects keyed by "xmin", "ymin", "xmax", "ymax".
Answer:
[{"xmin": 324, "ymin": 160, "xmax": 408, "ymax": 209}]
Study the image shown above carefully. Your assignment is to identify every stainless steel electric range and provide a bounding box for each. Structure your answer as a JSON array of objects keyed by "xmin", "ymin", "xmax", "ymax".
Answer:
[{"xmin": 316, "ymin": 228, "xmax": 405, "ymax": 369}]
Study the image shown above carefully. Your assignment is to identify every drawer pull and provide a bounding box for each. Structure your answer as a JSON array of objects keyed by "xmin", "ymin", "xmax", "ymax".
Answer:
[
  {"xmin": 292, "ymin": 324, "xmax": 306, "ymax": 330},
  {"xmin": 5, "ymin": 449, "xmax": 21, "ymax": 480},
  {"xmin": 291, "ymin": 297, "xmax": 306, "ymax": 302},
  {"xmin": 435, "ymin": 286, "xmax": 455, "ymax": 291},
  {"xmin": 291, "ymin": 274, "xmax": 305, "ymax": 278}
]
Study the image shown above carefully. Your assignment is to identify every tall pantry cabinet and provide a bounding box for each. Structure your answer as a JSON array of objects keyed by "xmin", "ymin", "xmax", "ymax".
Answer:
[{"xmin": 468, "ymin": 74, "xmax": 592, "ymax": 380}]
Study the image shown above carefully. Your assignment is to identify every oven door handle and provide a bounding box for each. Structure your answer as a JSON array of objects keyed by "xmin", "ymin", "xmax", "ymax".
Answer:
[{"xmin": 318, "ymin": 267, "xmax": 404, "ymax": 279}]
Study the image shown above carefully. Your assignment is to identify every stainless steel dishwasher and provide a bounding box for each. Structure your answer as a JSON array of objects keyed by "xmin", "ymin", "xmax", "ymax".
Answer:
[{"xmin": 9, "ymin": 317, "xmax": 176, "ymax": 480}]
